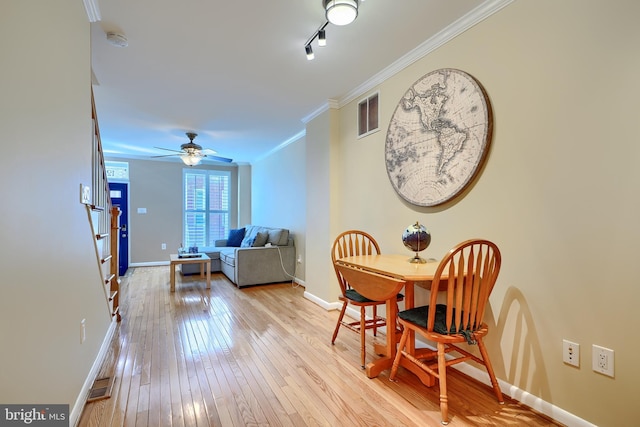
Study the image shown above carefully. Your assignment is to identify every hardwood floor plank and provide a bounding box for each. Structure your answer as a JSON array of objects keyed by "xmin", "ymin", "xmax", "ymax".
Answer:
[{"xmin": 79, "ymin": 267, "xmax": 563, "ymax": 427}]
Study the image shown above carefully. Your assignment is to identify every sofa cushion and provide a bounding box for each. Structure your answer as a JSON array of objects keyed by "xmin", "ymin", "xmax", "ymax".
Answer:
[
  {"xmin": 227, "ymin": 228, "xmax": 245, "ymax": 247},
  {"xmin": 267, "ymin": 228, "xmax": 289, "ymax": 246},
  {"xmin": 252, "ymin": 231, "xmax": 269, "ymax": 247},
  {"xmin": 219, "ymin": 247, "xmax": 236, "ymax": 267},
  {"xmin": 241, "ymin": 225, "xmax": 290, "ymax": 247}
]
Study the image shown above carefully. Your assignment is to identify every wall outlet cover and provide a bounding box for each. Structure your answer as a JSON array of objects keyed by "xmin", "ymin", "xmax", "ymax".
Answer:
[
  {"xmin": 80, "ymin": 184, "xmax": 91, "ymax": 204},
  {"xmin": 592, "ymin": 345, "xmax": 614, "ymax": 377},
  {"xmin": 562, "ymin": 339, "xmax": 580, "ymax": 367}
]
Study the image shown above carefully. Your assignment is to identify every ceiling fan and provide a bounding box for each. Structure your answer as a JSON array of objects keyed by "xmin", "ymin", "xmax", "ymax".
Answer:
[{"xmin": 152, "ymin": 132, "xmax": 233, "ymax": 166}]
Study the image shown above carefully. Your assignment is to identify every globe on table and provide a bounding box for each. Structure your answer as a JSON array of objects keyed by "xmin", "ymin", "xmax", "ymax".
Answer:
[{"xmin": 402, "ymin": 221, "xmax": 432, "ymax": 263}]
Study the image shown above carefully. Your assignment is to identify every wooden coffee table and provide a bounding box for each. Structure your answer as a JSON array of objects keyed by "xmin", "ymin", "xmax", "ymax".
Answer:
[{"xmin": 169, "ymin": 253, "xmax": 211, "ymax": 292}]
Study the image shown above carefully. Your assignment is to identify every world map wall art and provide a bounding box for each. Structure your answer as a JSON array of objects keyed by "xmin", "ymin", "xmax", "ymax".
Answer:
[{"xmin": 385, "ymin": 68, "xmax": 493, "ymax": 207}]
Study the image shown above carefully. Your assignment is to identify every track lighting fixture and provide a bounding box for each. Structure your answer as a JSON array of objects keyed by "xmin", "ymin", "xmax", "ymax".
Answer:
[
  {"xmin": 303, "ymin": 1, "xmax": 362, "ymax": 59},
  {"xmin": 304, "ymin": 21, "xmax": 328, "ymax": 60},
  {"xmin": 324, "ymin": 0, "xmax": 359, "ymax": 26},
  {"xmin": 305, "ymin": 44, "xmax": 314, "ymax": 60}
]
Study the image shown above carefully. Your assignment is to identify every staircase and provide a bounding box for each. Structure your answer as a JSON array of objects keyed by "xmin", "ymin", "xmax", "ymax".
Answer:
[{"xmin": 88, "ymin": 91, "xmax": 121, "ymax": 322}]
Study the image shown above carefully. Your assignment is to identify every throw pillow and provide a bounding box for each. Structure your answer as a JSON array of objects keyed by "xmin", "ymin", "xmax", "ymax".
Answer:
[
  {"xmin": 267, "ymin": 228, "xmax": 290, "ymax": 246},
  {"xmin": 227, "ymin": 228, "xmax": 245, "ymax": 247},
  {"xmin": 252, "ymin": 231, "xmax": 269, "ymax": 247},
  {"xmin": 241, "ymin": 227, "xmax": 258, "ymax": 247},
  {"xmin": 267, "ymin": 229, "xmax": 283, "ymax": 246}
]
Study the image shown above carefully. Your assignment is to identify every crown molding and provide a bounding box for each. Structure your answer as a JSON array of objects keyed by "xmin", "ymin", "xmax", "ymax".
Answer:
[
  {"xmin": 301, "ymin": 98, "xmax": 339, "ymax": 125},
  {"xmin": 82, "ymin": 0, "xmax": 101, "ymax": 22},
  {"xmin": 254, "ymin": 129, "xmax": 306, "ymax": 163},
  {"xmin": 271, "ymin": 0, "xmax": 514, "ymax": 162},
  {"xmin": 337, "ymin": 0, "xmax": 514, "ymax": 108}
]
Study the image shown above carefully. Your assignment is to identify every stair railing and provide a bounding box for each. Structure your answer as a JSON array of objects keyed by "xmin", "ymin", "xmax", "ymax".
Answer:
[{"xmin": 88, "ymin": 90, "xmax": 121, "ymax": 321}]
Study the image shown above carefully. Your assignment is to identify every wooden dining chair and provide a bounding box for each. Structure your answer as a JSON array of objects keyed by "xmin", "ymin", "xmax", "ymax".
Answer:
[
  {"xmin": 389, "ymin": 239, "xmax": 504, "ymax": 425},
  {"xmin": 331, "ymin": 230, "xmax": 404, "ymax": 368}
]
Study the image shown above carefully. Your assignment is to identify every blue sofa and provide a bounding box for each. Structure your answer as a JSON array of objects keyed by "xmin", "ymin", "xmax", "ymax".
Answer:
[{"xmin": 181, "ymin": 225, "xmax": 296, "ymax": 288}]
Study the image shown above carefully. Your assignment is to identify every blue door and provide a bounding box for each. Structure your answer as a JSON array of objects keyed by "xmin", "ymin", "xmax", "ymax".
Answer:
[{"xmin": 109, "ymin": 182, "xmax": 129, "ymax": 276}]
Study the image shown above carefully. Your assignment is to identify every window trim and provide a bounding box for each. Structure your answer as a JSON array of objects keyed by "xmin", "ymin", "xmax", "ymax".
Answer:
[{"xmin": 182, "ymin": 168, "xmax": 231, "ymax": 248}]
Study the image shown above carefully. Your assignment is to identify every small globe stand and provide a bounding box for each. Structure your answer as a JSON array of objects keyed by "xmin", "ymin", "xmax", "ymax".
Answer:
[{"xmin": 402, "ymin": 221, "xmax": 432, "ymax": 264}]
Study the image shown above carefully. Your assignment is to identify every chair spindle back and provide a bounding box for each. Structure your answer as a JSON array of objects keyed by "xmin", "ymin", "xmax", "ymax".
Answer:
[
  {"xmin": 332, "ymin": 230, "xmax": 381, "ymax": 294},
  {"xmin": 428, "ymin": 239, "xmax": 501, "ymax": 335}
]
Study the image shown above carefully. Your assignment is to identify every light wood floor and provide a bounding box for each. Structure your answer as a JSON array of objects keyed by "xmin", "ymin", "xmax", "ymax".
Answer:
[{"xmin": 79, "ymin": 266, "xmax": 561, "ymax": 427}]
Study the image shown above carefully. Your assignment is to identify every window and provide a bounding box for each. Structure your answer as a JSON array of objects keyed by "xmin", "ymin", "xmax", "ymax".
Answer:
[
  {"xmin": 358, "ymin": 92, "xmax": 379, "ymax": 137},
  {"xmin": 183, "ymin": 169, "xmax": 230, "ymax": 248}
]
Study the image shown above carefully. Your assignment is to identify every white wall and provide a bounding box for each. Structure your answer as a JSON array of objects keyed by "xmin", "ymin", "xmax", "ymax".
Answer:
[
  {"xmin": 237, "ymin": 164, "xmax": 252, "ymax": 227},
  {"xmin": 305, "ymin": 1, "xmax": 640, "ymax": 425},
  {"xmin": 251, "ymin": 137, "xmax": 307, "ymax": 282},
  {"xmin": 0, "ymin": 0, "xmax": 113, "ymax": 418}
]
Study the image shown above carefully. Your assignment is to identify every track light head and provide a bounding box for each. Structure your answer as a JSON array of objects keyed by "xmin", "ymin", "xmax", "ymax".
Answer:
[
  {"xmin": 318, "ymin": 29, "xmax": 326, "ymax": 47},
  {"xmin": 305, "ymin": 44, "xmax": 314, "ymax": 60}
]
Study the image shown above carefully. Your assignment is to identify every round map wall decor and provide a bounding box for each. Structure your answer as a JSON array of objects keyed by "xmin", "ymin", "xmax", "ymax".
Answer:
[{"xmin": 385, "ymin": 68, "xmax": 492, "ymax": 207}]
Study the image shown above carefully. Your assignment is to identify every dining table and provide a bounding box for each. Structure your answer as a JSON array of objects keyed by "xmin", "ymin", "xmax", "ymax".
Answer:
[{"xmin": 336, "ymin": 253, "xmax": 442, "ymax": 386}]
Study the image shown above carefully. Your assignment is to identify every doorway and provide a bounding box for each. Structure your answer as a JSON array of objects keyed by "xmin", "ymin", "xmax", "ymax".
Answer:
[{"xmin": 109, "ymin": 182, "xmax": 129, "ymax": 276}]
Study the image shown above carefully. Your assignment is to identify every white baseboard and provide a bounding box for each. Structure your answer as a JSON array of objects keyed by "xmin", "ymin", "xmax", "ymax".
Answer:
[
  {"xmin": 303, "ymin": 290, "xmax": 342, "ymax": 311},
  {"xmin": 303, "ymin": 291, "xmax": 595, "ymax": 427},
  {"xmin": 447, "ymin": 353, "xmax": 596, "ymax": 427},
  {"xmin": 70, "ymin": 319, "xmax": 117, "ymax": 427},
  {"xmin": 129, "ymin": 261, "xmax": 169, "ymax": 267}
]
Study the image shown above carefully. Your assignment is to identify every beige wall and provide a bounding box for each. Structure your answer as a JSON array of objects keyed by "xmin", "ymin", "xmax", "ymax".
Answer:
[
  {"xmin": 305, "ymin": 1, "xmax": 639, "ymax": 425},
  {"xmin": 0, "ymin": 0, "xmax": 113, "ymax": 420},
  {"xmin": 304, "ymin": 109, "xmax": 339, "ymax": 302},
  {"xmin": 105, "ymin": 157, "xmax": 238, "ymax": 263}
]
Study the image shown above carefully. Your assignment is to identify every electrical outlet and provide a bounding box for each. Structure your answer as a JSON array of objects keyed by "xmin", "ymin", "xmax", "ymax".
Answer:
[
  {"xmin": 562, "ymin": 339, "xmax": 579, "ymax": 367},
  {"xmin": 297, "ymin": 255, "xmax": 302, "ymax": 264},
  {"xmin": 161, "ymin": 243, "xmax": 167, "ymax": 250},
  {"xmin": 592, "ymin": 345, "xmax": 614, "ymax": 377}
]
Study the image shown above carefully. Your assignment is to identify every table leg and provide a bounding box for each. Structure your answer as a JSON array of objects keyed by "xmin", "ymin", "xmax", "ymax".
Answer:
[
  {"xmin": 170, "ymin": 262, "xmax": 176, "ymax": 292},
  {"xmin": 365, "ymin": 296, "xmax": 398, "ymax": 379},
  {"xmin": 206, "ymin": 260, "xmax": 211, "ymax": 289},
  {"xmin": 400, "ymin": 359, "xmax": 436, "ymax": 387},
  {"xmin": 365, "ymin": 281, "xmax": 435, "ymax": 386},
  {"xmin": 405, "ymin": 282, "xmax": 416, "ymax": 355},
  {"xmin": 401, "ymin": 281, "xmax": 436, "ymax": 387}
]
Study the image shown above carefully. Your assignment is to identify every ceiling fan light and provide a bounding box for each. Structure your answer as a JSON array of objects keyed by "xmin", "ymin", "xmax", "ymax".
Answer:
[
  {"xmin": 324, "ymin": 0, "xmax": 358, "ymax": 26},
  {"xmin": 181, "ymin": 153, "xmax": 202, "ymax": 166}
]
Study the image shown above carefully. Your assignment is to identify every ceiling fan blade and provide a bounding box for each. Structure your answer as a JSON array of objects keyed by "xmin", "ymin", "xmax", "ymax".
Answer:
[
  {"xmin": 205, "ymin": 154, "xmax": 233, "ymax": 163},
  {"xmin": 150, "ymin": 134, "xmax": 232, "ymax": 163},
  {"xmin": 153, "ymin": 146, "xmax": 183, "ymax": 153}
]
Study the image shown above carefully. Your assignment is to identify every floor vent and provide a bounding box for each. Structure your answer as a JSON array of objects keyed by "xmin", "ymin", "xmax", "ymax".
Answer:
[{"xmin": 87, "ymin": 377, "xmax": 114, "ymax": 402}]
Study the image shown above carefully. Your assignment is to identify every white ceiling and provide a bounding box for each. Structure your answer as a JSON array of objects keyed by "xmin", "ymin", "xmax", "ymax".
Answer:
[{"xmin": 91, "ymin": 0, "xmax": 497, "ymax": 165}]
